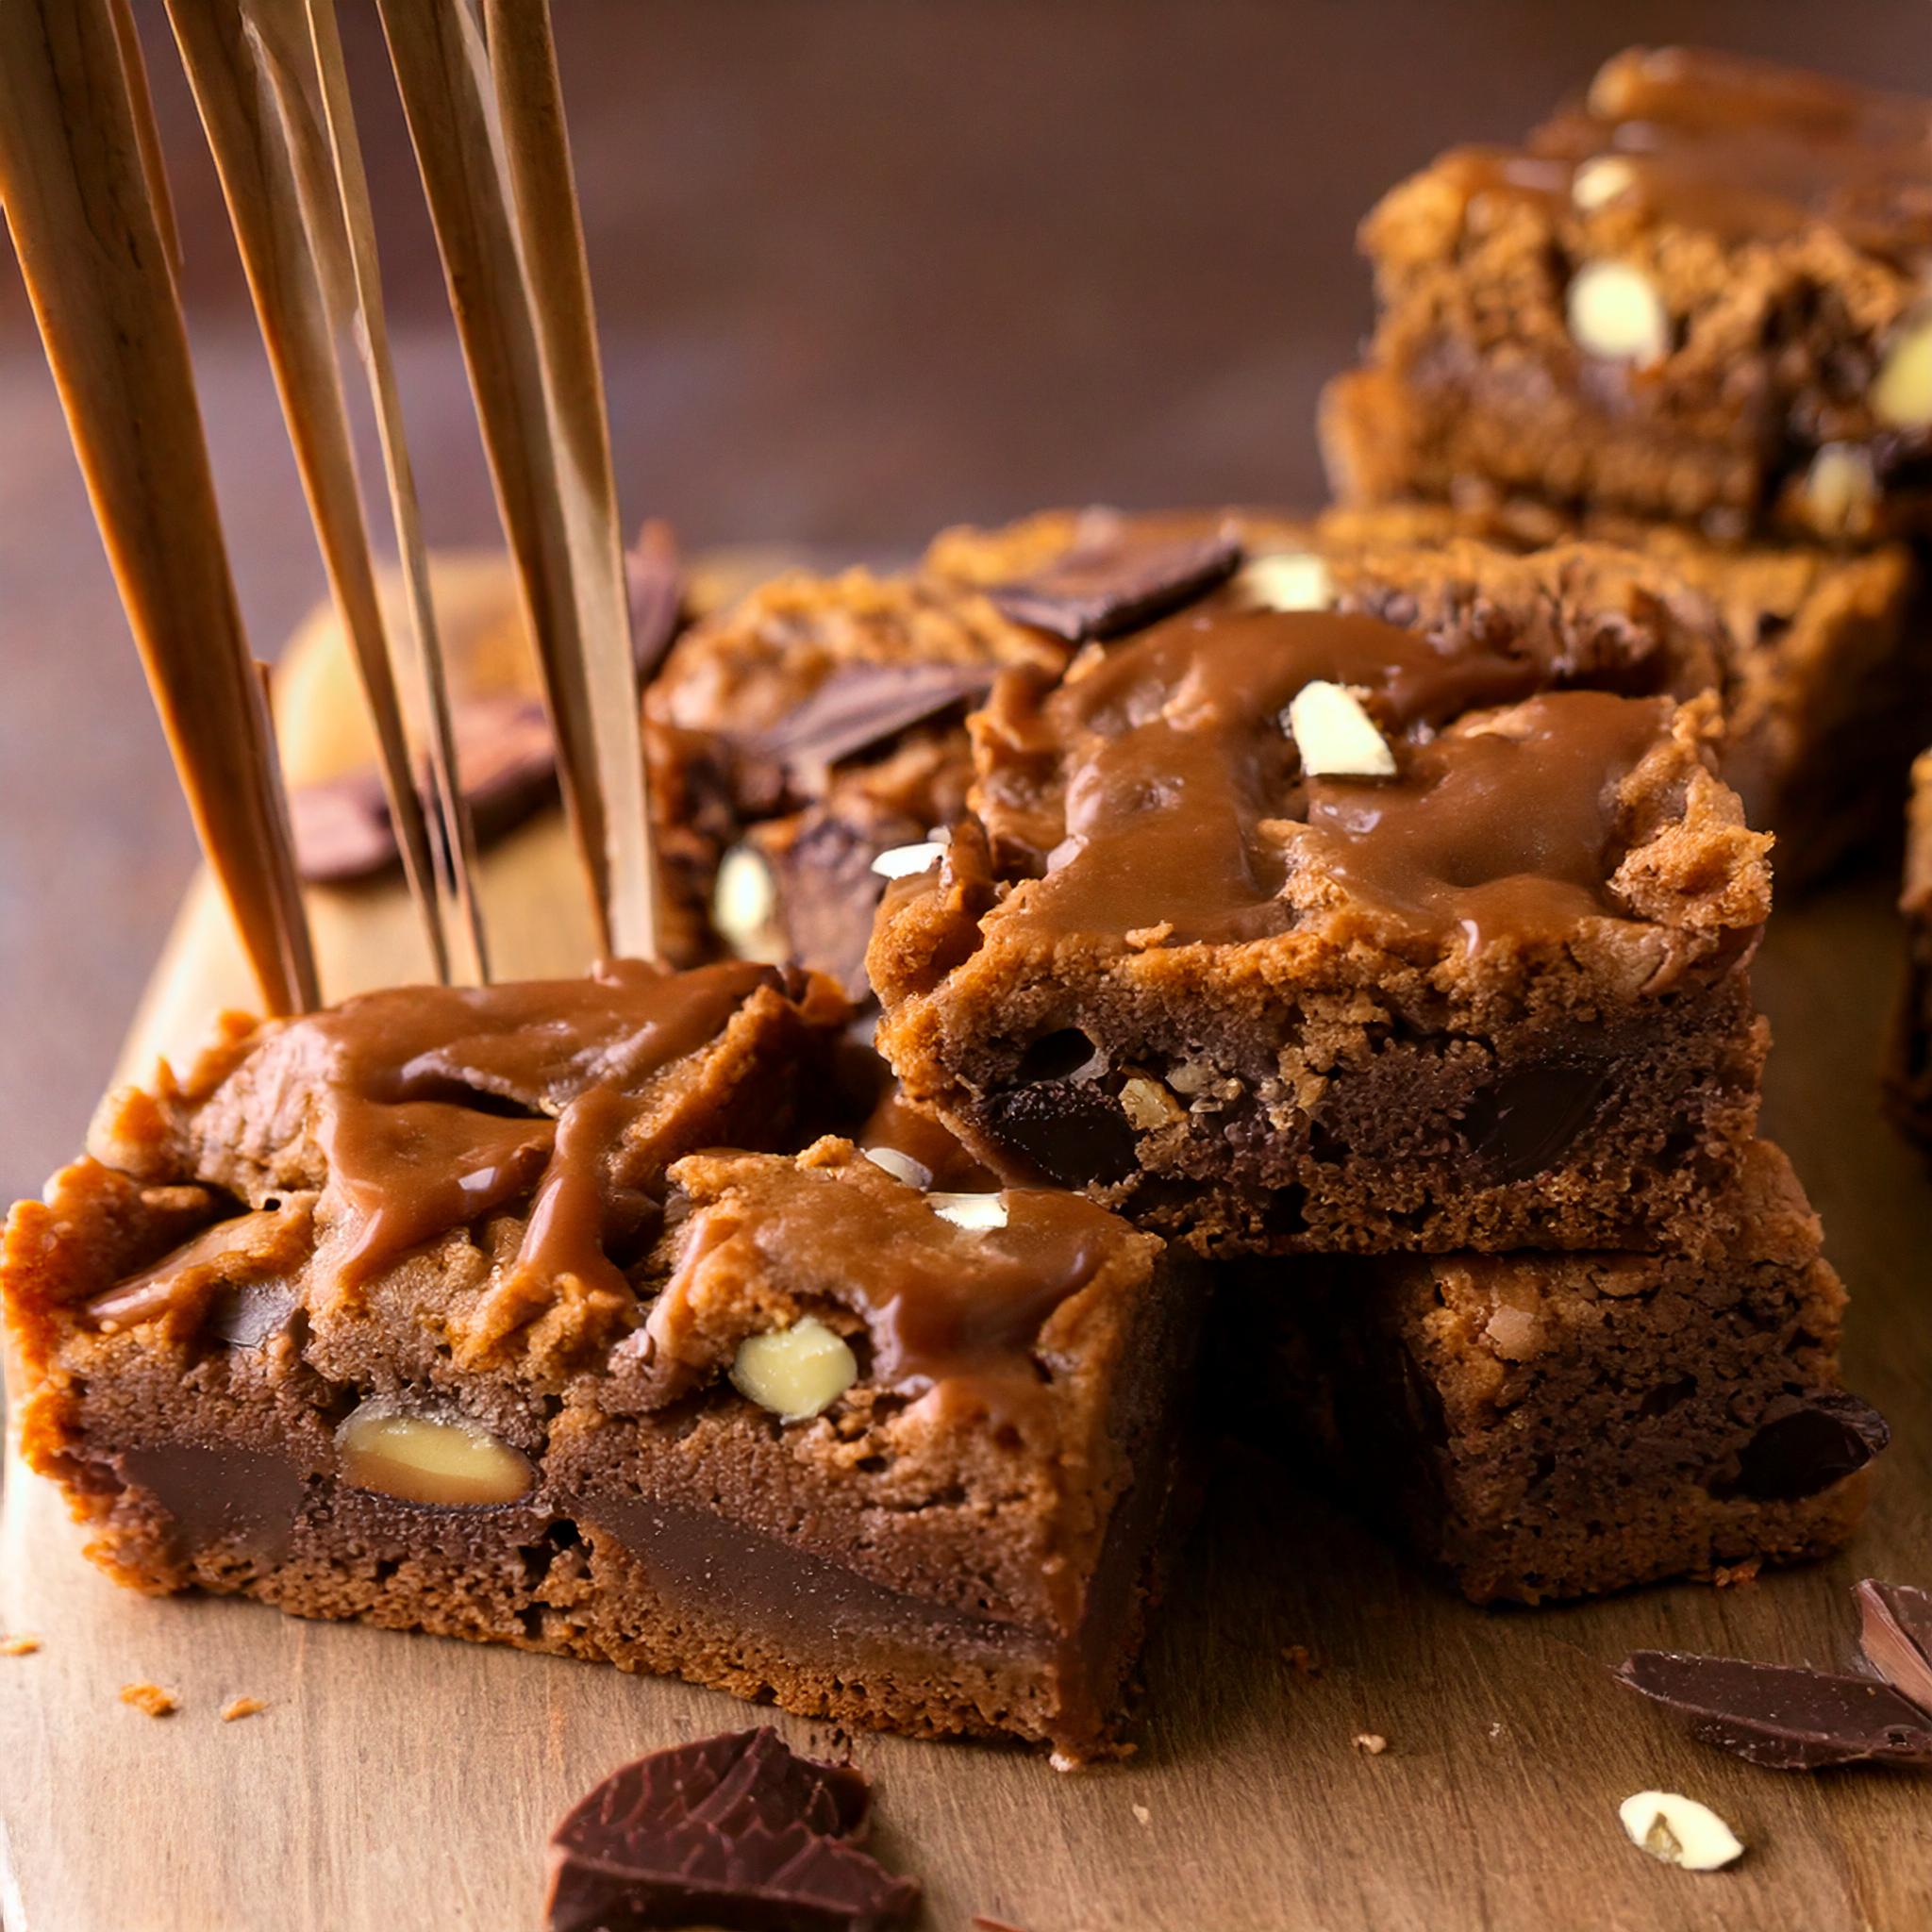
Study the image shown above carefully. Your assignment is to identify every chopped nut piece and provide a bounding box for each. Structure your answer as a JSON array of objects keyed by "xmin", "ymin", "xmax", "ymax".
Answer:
[
  {"xmin": 1619, "ymin": 1791, "xmax": 1744, "ymax": 1871},
  {"xmin": 711, "ymin": 845, "xmax": 784, "ymax": 961},
  {"xmin": 1131, "ymin": 1803, "xmax": 1152, "ymax": 1826},
  {"xmin": 1566, "ymin": 259, "xmax": 1670, "ymax": 365},
  {"xmin": 1287, "ymin": 681, "xmax": 1396, "ymax": 778},
  {"xmin": 1, "ymin": 1635, "xmax": 42, "ymax": 1657},
  {"xmin": 861, "ymin": 1145, "xmax": 931, "ymax": 1190},
  {"xmin": 1166, "ymin": 1060, "xmax": 1217, "ymax": 1096},
  {"xmin": 1571, "ymin": 156, "xmax": 1637, "ymax": 211},
  {"xmin": 1873, "ymin": 313, "xmax": 1932, "ymax": 428},
  {"xmin": 220, "ymin": 1696, "xmax": 268, "ymax": 1723},
  {"xmin": 1803, "ymin": 443, "xmax": 1877, "ymax": 536},
  {"xmin": 929, "ymin": 1192, "xmax": 1009, "ymax": 1231},
  {"xmin": 1119, "ymin": 1076, "xmax": 1180, "ymax": 1131},
  {"xmin": 1235, "ymin": 551, "xmax": 1333, "ymax": 613},
  {"xmin": 729, "ymin": 1315, "xmax": 858, "ymax": 1423},
  {"xmin": 120, "ymin": 1681, "xmax": 178, "ymax": 1718},
  {"xmin": 337, "ymin": 1403, "xmax": 536, "ymax": 1507},
  {"xmin": 1352, "ymin": 1732, "xmax": 1389, "ymax": 1755},
  {"xmin": 871, "ymin": 837, "xmax": 950, "ymax": 880}
]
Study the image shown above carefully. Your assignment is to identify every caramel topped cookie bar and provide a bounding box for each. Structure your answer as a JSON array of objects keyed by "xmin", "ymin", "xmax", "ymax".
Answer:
[
  {"xmin": 870, "ymin": 539, "xmax": 1771, "ymax": 1257},
  {"xmin": 3, "ymin": 964, "xmax": 1191, "ymax": 1759},
  {"xmin": 1328, "ymin": 47, "xmax": 1932, "ymax": 541}
]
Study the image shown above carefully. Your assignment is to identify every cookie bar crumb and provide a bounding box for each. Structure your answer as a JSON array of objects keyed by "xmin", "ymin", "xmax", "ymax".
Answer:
[
  {"xmin": 220, "ymin": 1696, "xmax": 267, "ymax": 1723},
  {"xmin": 1353, "ymin": 1732, "xmax": 1390, "ymax": 1755},
  {"xmin": 1, "ymin": 1635, "xmax": 42, "ymax": 1657},
  {"xmin": 120, "ymin": 1681, "xmax": 178, "ymax": 1717}
]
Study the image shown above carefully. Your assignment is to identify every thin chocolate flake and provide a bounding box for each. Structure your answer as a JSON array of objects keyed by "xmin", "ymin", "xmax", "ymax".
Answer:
[
  {"xmin": 1724, "ymin": 1390, "xmax": 1890, "ymax": 1502},
  {"xmin": 626, "ymin": 517, "xmax": 687, "ymax": 683},
  {"xmin": 544, "ymin": 1727, "xmax": 920, "ymax": 1932},
  {"xmin": 1856, "ymin": 1579, "xmax": 1932, "ymax": 1719},
  {"xmin": 1614, "ymin": 1650, "xmax": 1932, "ymax": 1771},
  {"xmin": 987, "ymin": 524, "xmax": 1241, "ymax": 642},
  {"xmin": 755, "ymin": 661, "xmax": 998, "ymax": 777}
]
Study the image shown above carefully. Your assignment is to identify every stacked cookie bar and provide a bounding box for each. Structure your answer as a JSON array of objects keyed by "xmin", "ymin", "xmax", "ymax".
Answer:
[{"xmin": 1323, "ymin": 45, "xmax": 1932, "ymax": 886}]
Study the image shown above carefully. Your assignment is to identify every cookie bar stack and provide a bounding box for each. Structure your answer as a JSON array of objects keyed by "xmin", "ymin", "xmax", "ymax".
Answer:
[{"xmin": 1322, "ymin": 45, "xmax": 1932, "ymax": 889}]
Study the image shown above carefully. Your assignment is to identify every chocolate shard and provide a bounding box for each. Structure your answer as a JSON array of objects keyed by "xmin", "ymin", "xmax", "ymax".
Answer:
[
  {"xmin": 626, "ymin": 517, "xmax": 687, "ymax": 683},
  {"xmin": 1856, "ymin": 1578, "xmax": 1932, "ymax": 1719},
  {"xmin": 754, "ymin": 661, "xmax": 998, "ymax": 778},
  {"xmin": 987, "ymin": 520, "xmax": 1241, "ymax": 643},
  {"xmin": 1614, "ymin": 1650, "xmax": 1932, "ymax": 1770},
  {"xmin": 1724, "ymin": 1390, "xmax": 1890, "ymax": 1502},
  {"xmin": 544, "ymin": 1727, "xmax": 920, "ymax": 1932}
]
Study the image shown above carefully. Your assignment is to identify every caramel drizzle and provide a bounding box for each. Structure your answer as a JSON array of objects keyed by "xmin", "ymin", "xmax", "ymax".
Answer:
[
  {"xmin": 375, "ymin": 0, "xmax": 658, "ymax": 962},
  {"xmin": 0, "ymin": 0, "xmax": 318, "ymax": 1013},
  {"xmin": 162, "ymin": 0, "xmax": 461, "ymax": 982}
]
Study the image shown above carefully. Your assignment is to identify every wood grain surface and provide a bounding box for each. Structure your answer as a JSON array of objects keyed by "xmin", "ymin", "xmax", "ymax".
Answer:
[{"xmin": 4, "ymin": 583, "xmax": 1931, "ymax": 1932}]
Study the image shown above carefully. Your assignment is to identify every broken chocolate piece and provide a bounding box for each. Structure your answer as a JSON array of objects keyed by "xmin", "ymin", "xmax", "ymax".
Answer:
[
  {"xmin": 1725, "ymin": 1391, "xmax": 1890, "ymax": 1501},
  {"xmin": 987, "ymin": 522, "xmax": 1242, "ymax": 643},
  {"xmin": 1856, "ymin": 1578, "xmax": 1932, "ymax": 1719},
  {"xmin": 1615, "ymin": 1650, "xmax": 1932, "ymax": 1770},
  {"xmin": 544, "ymin": 1727, "xmax": 919, "ymax": 1932},
  {"xmin": 974, "ymin": 1081, "xmax": 1139, "ymax": 1189},
  {"xmin": 754, "ymin": 661, "xmax": 997, "ymax": 779}
]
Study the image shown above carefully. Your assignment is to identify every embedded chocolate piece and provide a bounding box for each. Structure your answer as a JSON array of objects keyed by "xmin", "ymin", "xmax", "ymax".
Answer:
[
  {"xmin": 544, "ymin": 1728, "xmax": 918, "ymax": 1932},
  {"xmin": 754, "ymin": 661, "xmax": 997, "ymax": 779},
  {"xmin": 1855, "ymin": 1579, "xmax": 1932, "ymax": 1718},
  {"xmin": 1615, "ymin": 1650, "xmax": 1932, "ymax": 1770},
  {"xmin": 1726, "ymin": 1391, "xmax": 1890, "ymax": 1502},
  {"xmin": 1461, "ymin": 1062, "xmax": 1613, "ymax": 1181},
  {"xmin": 974, "ymin": 1081, "xmax": 1139, "ymax": 1191},
  {"xmin": 987, "ymin": 521, "xmax": 1241, "ymax": 642}
]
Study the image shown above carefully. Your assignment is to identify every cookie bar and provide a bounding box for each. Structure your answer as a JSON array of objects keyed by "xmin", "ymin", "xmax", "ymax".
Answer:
[
  {"xmin": 1297, "ymin": 472, "xmax": 1931, "ymax": 885},
  {"xmin": 3, "ymin": 964, "xmax": 1193, "ymax": 1760},
  {"xmin": 642, "ymin": 569, "xmax": 1064, "ymax": 995},
  {"xmin": 870, "ymin": 545, "xmax": 1772, "ymax": 1257},
  {"xmin": 1888, "ymin": 747, "xmax": 1932, "ymax": 1142},
  {"xmin": 1224, "ymin": 1141, "xmax": 1884, "ymax": 1604},
  {"xmin": 1327, "ymin": 47, "xmax": 1932, "ymax": 543}
]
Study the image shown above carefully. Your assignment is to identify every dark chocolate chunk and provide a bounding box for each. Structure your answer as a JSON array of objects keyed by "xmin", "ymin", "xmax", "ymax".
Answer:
[
  {"xmin": 290, "ymin": 694, "xmax": 558, "ymax": 885},
  {"xmin": 1856, "ymin": 1578, "xmax": 1932, "ymax": 1718},
  {"xmin": 1724, "ymin": 1391, "xmax": 1890, "ymax": 1502},
  {"xmin": 987, "ymin": 521, "xmax": 1241, "ymax": 643},
  {"xmin": 755, "ymin": 661, "xmax": 997, "ymax": 780},
  {"xmin": 756, "ymin": 806, "xmax": 924, "ymax": 1001},
  {"xmin": 1462, "ymin": 1062, "xmax": 1612, "ymax": 1181},
  {"xmin": 626, "ymin": 517, "xmax": 687, "ymax": 683},
  {"xmin": 1614, "ymin": 1649, "xmax": 1932, "ymax": 1770},
  {"xmin": 544, "ymin": 1727, "xmax": 919, "ymax": 1932},
  {"xmin": 975, "ymin": 1080, "xmax": 1139, "ymax": 1189}
]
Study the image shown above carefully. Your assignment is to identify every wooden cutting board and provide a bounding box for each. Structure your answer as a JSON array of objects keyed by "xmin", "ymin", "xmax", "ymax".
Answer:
[{"xmin": 4, "ymin": 568, "xmax": 1930, "ymax": 1932}]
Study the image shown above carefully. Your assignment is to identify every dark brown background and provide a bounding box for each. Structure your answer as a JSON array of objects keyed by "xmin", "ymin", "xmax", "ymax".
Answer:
[{"xmin": 4, "ymin": 0, "xmax": 1929, "ymax": 1201}]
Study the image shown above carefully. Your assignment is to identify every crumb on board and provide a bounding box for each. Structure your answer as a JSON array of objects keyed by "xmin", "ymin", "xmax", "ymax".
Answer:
[
  {"xmin": 971, "ymin": 1918, "xmax": 1030, "ymax": 1932},
  {"xmin": 1282, "ymin": 1643, "xmax": 1322, "ymax": 1676},
  {"xmin": 1, "ymin": 1635, "xmax": 42, "ymax": 1657},
  {"xmin": 220, "ymin": 1696, "xmax": 268, "ymax": 1723},
  {"xmin": 1712, "ymin": 1559, "xmax": 1762, "ymax": 1589},
  {"xmin": 1353, "ymin": 1732, "xmax": 1390, "ymax": 1756},
  {"xmin": 1131, "ymin": 1803, "xmax": 1152, "ymax": 1827},
  {"xmin": 120, "ymin": 1681, "xmax": 178, "ymax": 1717}
]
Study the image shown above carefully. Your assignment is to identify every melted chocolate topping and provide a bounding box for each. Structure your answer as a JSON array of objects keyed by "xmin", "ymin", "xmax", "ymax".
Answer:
[
  {"xmin": 280, "ymin": 959, "xmax": 778, "ymax": 1295},
  {"xmin": 983, "ymin": 603, "xmax": 1668, "ymax": 948},
  {"xmin": 1455, "ymin": 47, "xmax": 1932, "ymax": 264}
]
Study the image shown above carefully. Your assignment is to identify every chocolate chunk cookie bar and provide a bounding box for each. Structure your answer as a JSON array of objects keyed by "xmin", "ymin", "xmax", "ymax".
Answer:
[
  {"xmin": 1228, "ymin": 1141, "xmax": 1883, "ymax": 1603},
  {"xmin": 643, "ymin": 569, "xmax": 1064, "ymax": 995},
  {"xmin": 1327, "ymin": 47, "xmax": 1932, "ymax": 543},
  {"xmin": 1889, "ymin": 746, "xmax": 1932, "ymax": 1143},
  {"xmin": 3, "ymin": 964, "xmax": 1192, "ymax": 1759},
  {"xmin": 870, "ymin": 548, "xmax": 1772, "ymax": 1257}
]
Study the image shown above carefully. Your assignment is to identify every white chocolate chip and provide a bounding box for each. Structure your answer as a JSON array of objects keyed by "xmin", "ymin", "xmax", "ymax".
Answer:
[
  {"xmin": 1618, "ymin": 1791, "xmax": 1744, "ymax": 1872},
  {"xmin": 1873, "ymin": 313, "xmax": 1932, "ymax": 428},
  {"xmin": 729, "ymin": 1316, "xmax": 858, "ymax": 1423},
  {"xmin": 1566, "ymin": 259, "xmax": 1670, "ymax": 366},
  {"xmin": 862, "ymin": 1145, "xmax": 931, "ymax": 1190},
  {"xmin": 337, "ymin": 1404, "xmax": 535, "ymax": 1507},
  {"xmin": 711, "ymin": 844, "xmax": 785, "ymax": 961},
  {"xmin": 1804, "ymin": 442, "xmax": 1877, "ymax": 535},
  {"xmin": 1287, "ymin": 681, "xmax": 1396, "ymax": 778},
  {"xmin": 929, "ymin": 1191, "xmax": 1009, "ymax": 1231},
  {"xmin": 871, "ymin": 835, "xmax": 950, "ymax": 880},
  {"xmin": 1235, "ymin": 551, "xmax": 1333, "ymax": 613},
  {"xmin": 1571, "ymin": 157, "xmax": 1637, "ymax": 212},
  {"xmin": 1119, "ymin": 1075, "xmax": 1181, "ymax": 1130}
]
